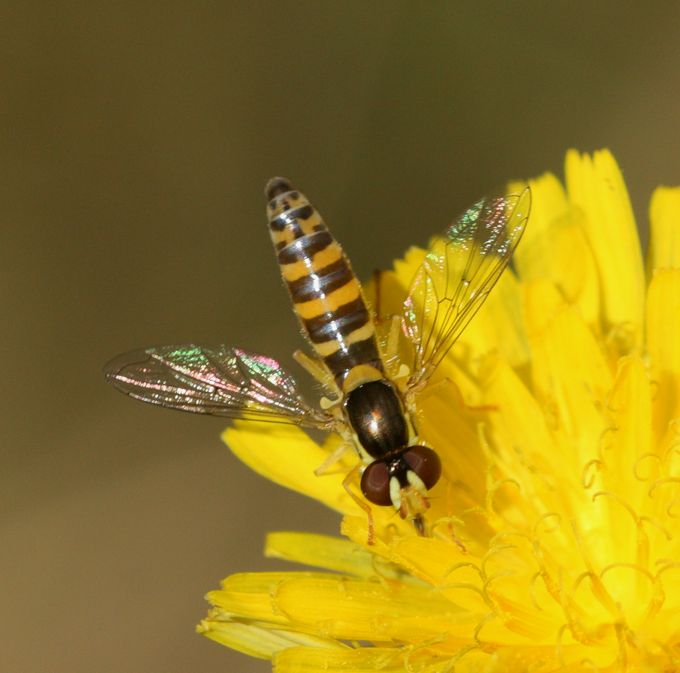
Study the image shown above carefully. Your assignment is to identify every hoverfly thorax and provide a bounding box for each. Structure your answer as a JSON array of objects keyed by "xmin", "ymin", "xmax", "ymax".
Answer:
[
  {"xmin": 344, "ymin": 380, "xmax": 408, "ymax": 459},
  {"xmin": 104, "ymin": 174, "xmax": 530, "ymax": 541}
]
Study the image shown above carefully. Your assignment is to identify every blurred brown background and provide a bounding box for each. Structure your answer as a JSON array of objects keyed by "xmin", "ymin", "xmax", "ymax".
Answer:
[{"xmin": 2, "ymin": 2, "xmax": 680, "ymax": 672}]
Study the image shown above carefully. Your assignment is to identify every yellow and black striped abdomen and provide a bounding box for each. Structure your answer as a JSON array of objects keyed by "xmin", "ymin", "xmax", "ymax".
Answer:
[{"xmin": 265, "ymin": 177, "xmax": 383, "ymax": 386}]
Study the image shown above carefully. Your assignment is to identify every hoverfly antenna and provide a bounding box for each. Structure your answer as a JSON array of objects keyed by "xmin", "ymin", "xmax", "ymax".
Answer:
[{"xmin": 265, "ymin": 177, "xmax": 293, "ymax": 201}]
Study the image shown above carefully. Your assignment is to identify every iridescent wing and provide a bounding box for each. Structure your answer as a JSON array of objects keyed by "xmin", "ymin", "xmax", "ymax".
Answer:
[
  {"xmin": 402, "ymin": 187, "xmax": 531, "ymax": 388},
  {"xmin": 104, "ymin": 344, "xmax": 336, "ymax": 429}
]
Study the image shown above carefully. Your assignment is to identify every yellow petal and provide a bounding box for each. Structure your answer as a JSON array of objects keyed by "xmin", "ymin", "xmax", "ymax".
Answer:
[
  {"xmin": 646, "ymin": 268, "xmax": 680, "ymax": 435},
  {"xmin": 207, "ymin": 571, "xmax": 334, "ymax": 624},
  {"xmin": 565, "ymin": 149, "xmax": 644, "ymax": 345},
  {"xmin": 523, "ymin": 280, "xmax": 611, "ymax": 467},
  {"xmin": 210, "ymin": 571, "xmax": 466, "ymax": 643},
  {"xmin": 453, "ymin": 270, "xmax": 530, "ymax": 369},
  {"xmin": 480, "ymin": 356, "xmax": 587, "ymax": 533},
  {"xmin": 365, "ymin": 245, "xmax": 426, "ymax": 318},
  {"xmin": 274, "ymin": 646, "xmax": 407, "ymax": 673},
  {"xmin": 265, "ymin": 532, "xmax": 379, "ymax": 577},
  {"xmin": 513, "ymin": 171, "xmax": 600, "ymax": 325},
  {"xmin": 648, "ymin": 185, "xmax": 680, "ymax": 271},
  {"xmin": 197, "ymin": 619, "xmax": 342, "ymax": 659},
  {"xmin": 602, "ymin": 356, "xmax": 652, "ymax": 516},
  {"xmin": 224, "ymin": 422, "xmax": 354, "ymax": 515}
]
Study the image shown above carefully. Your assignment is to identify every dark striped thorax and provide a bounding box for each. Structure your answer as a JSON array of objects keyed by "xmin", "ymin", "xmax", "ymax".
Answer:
[{"xmin": 265, "ymin": 177, "xmax": 384, "ymax": 392}]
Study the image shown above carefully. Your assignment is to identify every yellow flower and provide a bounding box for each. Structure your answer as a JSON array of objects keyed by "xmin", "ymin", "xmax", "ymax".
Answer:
[{"xmin": 198, "ymin": 150, "xmax": 680, "ymax": 672}]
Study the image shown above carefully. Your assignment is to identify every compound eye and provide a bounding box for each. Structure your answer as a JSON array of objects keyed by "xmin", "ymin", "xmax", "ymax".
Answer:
[
  {"xmin": 403, "ymin": 446, "xmax": 441, "ymax": 490},
  {"xmin": 360, "ymin": 460, "xmax": 392, "ymax": 506}
]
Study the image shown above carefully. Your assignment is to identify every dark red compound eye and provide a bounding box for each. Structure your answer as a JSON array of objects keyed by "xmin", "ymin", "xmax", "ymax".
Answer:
[
  {"xmin": 403, "ymin": 446, "xmax": 441, "ymax": 490},
  {"xmin": 360, "ymin": 460, "xmax": 392, "ymax": 506}
]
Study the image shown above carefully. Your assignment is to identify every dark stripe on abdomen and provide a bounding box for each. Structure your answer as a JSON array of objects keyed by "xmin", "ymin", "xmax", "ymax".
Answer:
[
  {"xmin": 304, "ymin": 302, "xmax": 371, "ymax": 344},
  {"xmin": 287, "ymin": 258, "xmax": 354, "ymax": 303},
  {"xmin": 278, "ymin": 231, "xmax": 333, "ymax": 265},
  {"xmin": 302, "ymin": 296, "xmax": 366, "ymax": 334},
  {"xmin": 323, "ymin": 338, "xmax": 382, "ymax": 374},
  {"xmin": 269, "ymin": 204, "xmax": 315, "ymax": 231}
]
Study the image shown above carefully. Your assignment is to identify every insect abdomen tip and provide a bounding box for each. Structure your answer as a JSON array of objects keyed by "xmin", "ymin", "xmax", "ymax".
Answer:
[{"xmin": 265, "ymin": 177, "xmax": 293, "ymax": 201}]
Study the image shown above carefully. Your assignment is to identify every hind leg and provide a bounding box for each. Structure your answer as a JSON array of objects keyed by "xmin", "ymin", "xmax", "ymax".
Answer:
[{"xmin": 293, "ymin": 349, "xmax": 341, "ymax": 404}]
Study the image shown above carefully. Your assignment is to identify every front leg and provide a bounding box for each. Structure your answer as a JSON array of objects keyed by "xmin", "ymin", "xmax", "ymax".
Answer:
[{"xmin": 342, "ymin": 463, "xmax": 375, "ymax": 546}]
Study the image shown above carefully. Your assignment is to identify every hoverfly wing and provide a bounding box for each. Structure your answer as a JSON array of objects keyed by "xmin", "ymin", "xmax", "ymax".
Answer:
[
  {"xmin": 103, "ymin": 344, "xmax": 336, "ymax": 429},
  {"xmin": 402, "ymin": 187, "xmax": 531, "ymax": 389}
]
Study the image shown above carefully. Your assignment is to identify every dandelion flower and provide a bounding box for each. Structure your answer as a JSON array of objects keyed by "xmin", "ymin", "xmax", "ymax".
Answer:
[{"xmin": 198, "ymin": 150, "xmax": 680, "ymax": 672}]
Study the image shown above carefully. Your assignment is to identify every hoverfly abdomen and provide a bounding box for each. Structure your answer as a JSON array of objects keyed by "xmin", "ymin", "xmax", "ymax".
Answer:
[{"xmin": 266, "ymin": 178, "xmax": 383, "ymax": 387}]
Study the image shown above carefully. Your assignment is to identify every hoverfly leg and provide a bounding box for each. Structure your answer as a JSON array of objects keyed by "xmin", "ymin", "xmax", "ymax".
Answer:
[
  {"xmin": 373, "ymin": 313, "xmax": 410, "ymax": 382},
  {"xmin": 342, "ymin": 463, "xmax": 375, "ymax": 546},
  {"xmin": 293, "ymin": 349, "xmax": 340, "ymax": 397},
  {"xmin": 412, "ymin": 514, "xmax": 426, "ymax": 536},
  {"xmin": 370, "ymin": 268, "xmax": 386, "ymax": 320},
  {"xmin": 386, "ymin": 314, "xmax": 401, "ymax": 356},
  {"xmin": 314, "ymin": 441, "xmax": 352, "ymax": 476}
]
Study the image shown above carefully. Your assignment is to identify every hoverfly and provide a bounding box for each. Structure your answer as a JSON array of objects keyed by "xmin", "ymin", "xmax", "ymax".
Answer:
[{"xmin": 104, "ymin": 177, "xmax": 530, "ymax": 537}]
